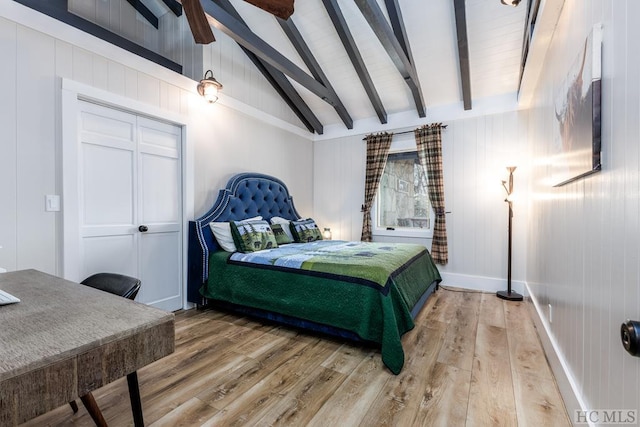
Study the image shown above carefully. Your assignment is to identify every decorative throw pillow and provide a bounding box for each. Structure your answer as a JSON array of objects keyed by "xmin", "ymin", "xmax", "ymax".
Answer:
[
  {"xmin": 289, "ymin": 218, "xmax": 323, "ymax": 243},
  {"xmin": 209, "ymin": 216, "xmax": 262, "ymax": 252},
  {"xmin": 271, "ymin": 223, "xmax": 293, "ymax": 245},
  {"xmin": 230, "ymin": 219, "xmax": 278, "ymax": 253},
  {"xmin": 270, "ymin": 216, "xmax": 296, "ymax": 241}
]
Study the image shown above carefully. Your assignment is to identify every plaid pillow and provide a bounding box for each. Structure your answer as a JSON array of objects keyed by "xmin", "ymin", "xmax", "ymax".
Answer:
[
  {"xmin": 271, "ymin": 223, "xmax": 293, "ymax": 245},
  {"xmin": 230, "ymin": 219, "xmax": 278, "ymax": 253},
  {"xmin": 289, "ymin": 218, "xmax": 323, "ymax": 243}
]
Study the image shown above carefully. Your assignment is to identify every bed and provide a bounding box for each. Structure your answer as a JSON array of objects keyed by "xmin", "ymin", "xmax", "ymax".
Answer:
[{"xmin": 187, "ymin": 172, "xmax": 441, "ymax": 374}]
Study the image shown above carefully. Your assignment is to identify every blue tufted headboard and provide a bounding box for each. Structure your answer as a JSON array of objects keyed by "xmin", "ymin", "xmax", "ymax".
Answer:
[{"xmin": 187, "ymin": 172, "xmax": 301, "ymax": 304}]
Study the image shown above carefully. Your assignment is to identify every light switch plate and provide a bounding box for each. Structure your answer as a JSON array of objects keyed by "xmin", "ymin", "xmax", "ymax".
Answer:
[{"xmin": 45, "ymin": 195, "xmax": 60, "ymax": 212}]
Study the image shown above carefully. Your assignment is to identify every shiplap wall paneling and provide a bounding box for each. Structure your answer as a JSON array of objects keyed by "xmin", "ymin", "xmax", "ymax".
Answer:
[
  {"xmin": 440, "ymin": 112, "xmax": 528, "ymax": 283},
  {"xmin": 313, "ymin": 136, "xmax": 365, "ymax": 241},
  {"xmin": 0, "ymin": 17, "xmax": 17, "ymax": 271},
  {"xmin": 190, "ymin": 98, "xmax": 313, "ymax": 219},
  {"xmin": 16, "ymin": 26, "xmax": 57, "ymax": 272},
  {"xmin": 526, "ymin": 0, "xmax": 640, "ymax": 415}
]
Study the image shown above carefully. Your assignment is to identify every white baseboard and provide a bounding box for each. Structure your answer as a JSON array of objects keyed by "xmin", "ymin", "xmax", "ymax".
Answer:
[
  {"xmin": 525, "ymin": 283, "xmax": 590, "ymax": 427},
  {"xmin": 439, "ymin": 272, "xmax": 528, "ymax": 296}
]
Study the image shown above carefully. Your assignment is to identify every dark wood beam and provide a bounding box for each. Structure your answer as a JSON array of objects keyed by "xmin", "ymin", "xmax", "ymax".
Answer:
[
  {"xmin": 384, "ymin": 0, "xmax": 413, "ymax": 65},
  {"xmin": 453, "ymin": 0, "xmax": 472, "ymax": 110},
  {"xmin": 183, "ymin": 0, "xmax": 215, "ymax": 43},
  {"xmin": 354, "ymin": 0, "xmax": 425, "ymax": 117},
  {"xmin": 278, "ymin": 17, "xmax": 353, "ymax": 129},
  {"xmin": 201, "ymin": 0, "xmax": 340, "ymax": 108},
  {"xmin": 321, "ymin": 0, "xmax": 387, "ymax": 124},
  {"xmin": 213, "ymin": 0, "xmax": 323, "ymax": 134},
  {"xmin": 243, "ymin": 0, "xmax": 294, "ymax": 20},
  {"xmin": 125, "ymin": 0, "xmax": 159, "ymax": 29},
  {"xmin": 161, "ymin": 0, "xmax": 183, "ymax": 16},
  {"xmin": 14, "ymin": 0, "xmax": 182, "ymax": 73}
]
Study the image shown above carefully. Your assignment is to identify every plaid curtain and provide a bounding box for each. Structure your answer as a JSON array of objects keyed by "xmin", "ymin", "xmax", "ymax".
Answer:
[
  {"xmin": 361, "ymin": 132, "xmax": 393, "ymax": 241},
  {"xmin": 415, "ymin": 124, "xmax": 448, "ymax": 264}
]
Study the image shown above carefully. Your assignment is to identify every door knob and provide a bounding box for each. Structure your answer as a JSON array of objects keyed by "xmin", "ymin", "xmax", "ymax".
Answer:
[{"xmin": 138, "ymin": 225, "xmax": 148, "ymax": 232}]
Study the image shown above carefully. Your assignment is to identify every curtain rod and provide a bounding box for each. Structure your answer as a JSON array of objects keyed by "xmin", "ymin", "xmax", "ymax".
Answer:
[{"xmin": 362, "ymin": 125, "xmax": 447, "ymax": 140}]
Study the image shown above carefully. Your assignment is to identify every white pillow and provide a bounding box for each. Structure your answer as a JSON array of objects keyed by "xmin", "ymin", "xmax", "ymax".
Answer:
[
  {"xmin": 270, "ymin": 216, "xmax": 296, "ymax": 241},
  {"xmin": 209, "ymin": 216, "xmax": 262, "ymax": 252}
]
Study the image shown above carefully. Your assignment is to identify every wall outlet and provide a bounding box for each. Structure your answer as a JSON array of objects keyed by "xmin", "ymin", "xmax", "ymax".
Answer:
[{"xmin": 548, "ymin": 304, "xmax": 553, "ymax": 324}]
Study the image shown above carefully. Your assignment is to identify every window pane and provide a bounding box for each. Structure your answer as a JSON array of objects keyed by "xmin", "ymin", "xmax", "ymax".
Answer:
[{"xmin": 377, "ymin": 152, "xmax": 430, "ymax": 230}]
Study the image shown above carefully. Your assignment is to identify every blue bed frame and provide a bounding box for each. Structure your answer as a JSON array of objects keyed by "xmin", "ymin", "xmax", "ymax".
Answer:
[
  {"xmin": 187, "ymin": 172, "xmax": 439, "ymax": 343},
  {"xmin": 187, "ymin": 172, "xmax": 301, "ymax": 304}
]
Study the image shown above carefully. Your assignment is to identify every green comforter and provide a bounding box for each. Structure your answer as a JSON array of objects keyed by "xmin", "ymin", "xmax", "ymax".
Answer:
[{"xmin": 201, "ymin": 241, "xmax": 441, "ymax": 374}]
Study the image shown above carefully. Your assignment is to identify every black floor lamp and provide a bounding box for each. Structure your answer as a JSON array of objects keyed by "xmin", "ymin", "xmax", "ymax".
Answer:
[{"xmin": 497, "ymin": 166, "xmax": 523, "ymax": 301}]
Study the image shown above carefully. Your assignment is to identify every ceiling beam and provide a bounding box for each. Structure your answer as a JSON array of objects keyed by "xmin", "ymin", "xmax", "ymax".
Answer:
[
  {"xmin": 125, "ymin": 0, "xmax": 159, "ymax": 29},
  {"xmin": 161, "ymin": 0, "xmax": 183, "ymax": 16},
  {"xmin": 183, "ymin": 0, "xmax": 216, "ymax": 43},
  {"xmin": 354, "ymin": 0, "xmax": 425, "ymax": 118},
  {"xmin": 200, "ymin": 0, "xmax": 340, "ymax": 108},
  {"xmin": 384, "ymin": 0, "xmax": 414, "ymax": 67},
  {"xmin": 321, "ymin": 0, "xmax": 387, "ymax": 124},
  {"xmin": 278, "ymin": 17, "xmax": 353, "ymax": 129},
  {"xmin": 14, "ymin": 0, "xmax": 182, "ymax": 73},
  {"xmin": 453, "ymin": 0, "xmax": 472, "ymax": 110},
  {"xmin": 213, "ymin": 0, "xmax": 323, "ymax": 134},
  {"xmin": 243, "ymin": 0, "xmax": 294, "ymax": 20}
]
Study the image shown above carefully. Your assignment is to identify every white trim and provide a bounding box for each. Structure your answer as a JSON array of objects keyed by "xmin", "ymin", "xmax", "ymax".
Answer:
[
  {"xmin": 526, "ymin": 282, "xmax": 590, "ymax": 426},
  {"xmin": 439, "ymin": 271, "xmax": 528, "ymax": 296},
  {"xmin": 61, "ymin": 77, "xmax": 195, "ymax": 310},
  {"xmin": 315, "ymin": 92, "xmax": 521, "ymax": 141}
]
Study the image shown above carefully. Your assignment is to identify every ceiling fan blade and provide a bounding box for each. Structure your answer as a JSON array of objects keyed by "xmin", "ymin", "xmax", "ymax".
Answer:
[
  {"xmin": 182, "ymin": 0, "xmax": 215, "ymax": 44},
  {"xmin": 243, "ymin": 0, "xmax": 294, "ymax": 20}
]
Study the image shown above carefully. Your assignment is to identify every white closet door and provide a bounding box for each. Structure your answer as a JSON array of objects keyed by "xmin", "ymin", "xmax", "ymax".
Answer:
[
  {"xmin": 74, "ymin": 101, "xmax": 182, "ymax": 311},
  {"xmin": 136, "ymin": 117, "xmax": 182, "ymax": 311}
]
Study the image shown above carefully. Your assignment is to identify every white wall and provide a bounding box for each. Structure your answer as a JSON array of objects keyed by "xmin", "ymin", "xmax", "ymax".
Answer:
[
  {"xmin": 526, "ymin": 0, "xmax": 640, "ymax": 418},
  {"xmin": 313, "ymin": 109, "xmax": 529, "ymax": 294},
  {"xmin": 0, "ymin": 3, "xmax": 313, "ymax": 275}
]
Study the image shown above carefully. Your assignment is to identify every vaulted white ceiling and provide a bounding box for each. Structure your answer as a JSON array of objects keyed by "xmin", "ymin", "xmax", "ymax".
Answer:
[
  {"xmin": 63, "ymin": 0, "xmax": 529, "ymax": 133},
  {"xmin": 207, "ymin": 0, "xmax": 528, "ymax": 132}
]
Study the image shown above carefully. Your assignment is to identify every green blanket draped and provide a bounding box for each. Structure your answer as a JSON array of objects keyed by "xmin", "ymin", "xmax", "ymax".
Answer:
[{"xmin": 202, "ymin": 241, "xmax": 441, "ymax": 374}]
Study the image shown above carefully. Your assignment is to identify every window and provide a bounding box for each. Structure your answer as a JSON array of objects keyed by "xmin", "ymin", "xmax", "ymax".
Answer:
[{"xmin": 374, "ymin": 151, "xmax": 432, "ymax": 237}]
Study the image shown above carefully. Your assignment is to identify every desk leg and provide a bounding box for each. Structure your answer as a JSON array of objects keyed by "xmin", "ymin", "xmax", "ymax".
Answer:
[
  {"xmin": 79, "ymin": 393, "xmax": 108, "ymax": 427},
  {"xmin": 127, "ymin": 371, "xmax": 144, "ymax": 427}
]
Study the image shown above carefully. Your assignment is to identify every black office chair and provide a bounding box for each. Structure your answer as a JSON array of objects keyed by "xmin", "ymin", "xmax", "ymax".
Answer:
[{"xmin": 69, "ymin": 273, "xmax": 141, "ymax": 426}]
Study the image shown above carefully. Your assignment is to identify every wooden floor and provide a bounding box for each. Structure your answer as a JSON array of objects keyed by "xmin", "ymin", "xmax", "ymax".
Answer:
[{"xmin": 23, "ymin": 288, "xmax": 570, "ymax": 427}]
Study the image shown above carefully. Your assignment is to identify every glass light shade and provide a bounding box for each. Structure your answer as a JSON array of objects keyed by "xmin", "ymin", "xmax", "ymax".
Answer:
[
  {"xmin": 500, "ymin": 0, "xmax": 521, "ymax": 5},
  {"xmin": 197, "ymin": 70, "xmax": 223, "ymax": 104},
  {"xmin": 323, "ymin": 228, "xmax": 332, "ymax": 240}
]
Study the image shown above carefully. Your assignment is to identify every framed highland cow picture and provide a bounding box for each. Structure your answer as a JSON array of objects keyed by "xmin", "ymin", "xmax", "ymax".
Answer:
[{"xmin": 552, "ymin": 24, "xmax": 602, "ymax": 187}]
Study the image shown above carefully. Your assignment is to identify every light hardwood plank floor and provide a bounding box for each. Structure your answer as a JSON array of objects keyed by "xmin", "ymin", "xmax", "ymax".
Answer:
[{"xmin": 22, "ymin": 288, "xmax": 571, "ymax": 426}]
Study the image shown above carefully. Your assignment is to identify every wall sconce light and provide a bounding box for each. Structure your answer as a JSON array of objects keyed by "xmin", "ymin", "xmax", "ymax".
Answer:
[
  {"xmin": 500, "ymin": 0, "xmax": 521, "ymax": 5},
  {"xmin": 497, "ymin": 166, "xmax": 523, "ymax": 301},
  {"xmin": 323, "ymin": 228, "xmax": 332, "ymax": 240},
  {"xmin": 197, "ymin": 70, "xmax": 223, "ymax": 103}
]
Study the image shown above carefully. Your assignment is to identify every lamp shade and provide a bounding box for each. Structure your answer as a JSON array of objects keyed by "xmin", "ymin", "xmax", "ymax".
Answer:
[
  {"xmin": 500, "ymin": 0, "xmax": 521, "ymax": 5},
  {"xmin": 197, "ymin": 70, "xmax": 223, "ymax": 103},
  {"xmin": 323, "ymin": 228, "xmax": 332, "ymax": 240}
]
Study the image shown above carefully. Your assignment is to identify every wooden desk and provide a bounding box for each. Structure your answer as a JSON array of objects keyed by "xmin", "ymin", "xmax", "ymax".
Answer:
[{"xmin": 0, "ymin": 269, "xmax": 175, "ymax": 426}]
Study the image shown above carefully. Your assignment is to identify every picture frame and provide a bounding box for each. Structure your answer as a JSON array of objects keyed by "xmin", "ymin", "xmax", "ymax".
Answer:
[{"xmin": 552, "ymin": 24, "xmax": 602, "ymax": 187}]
